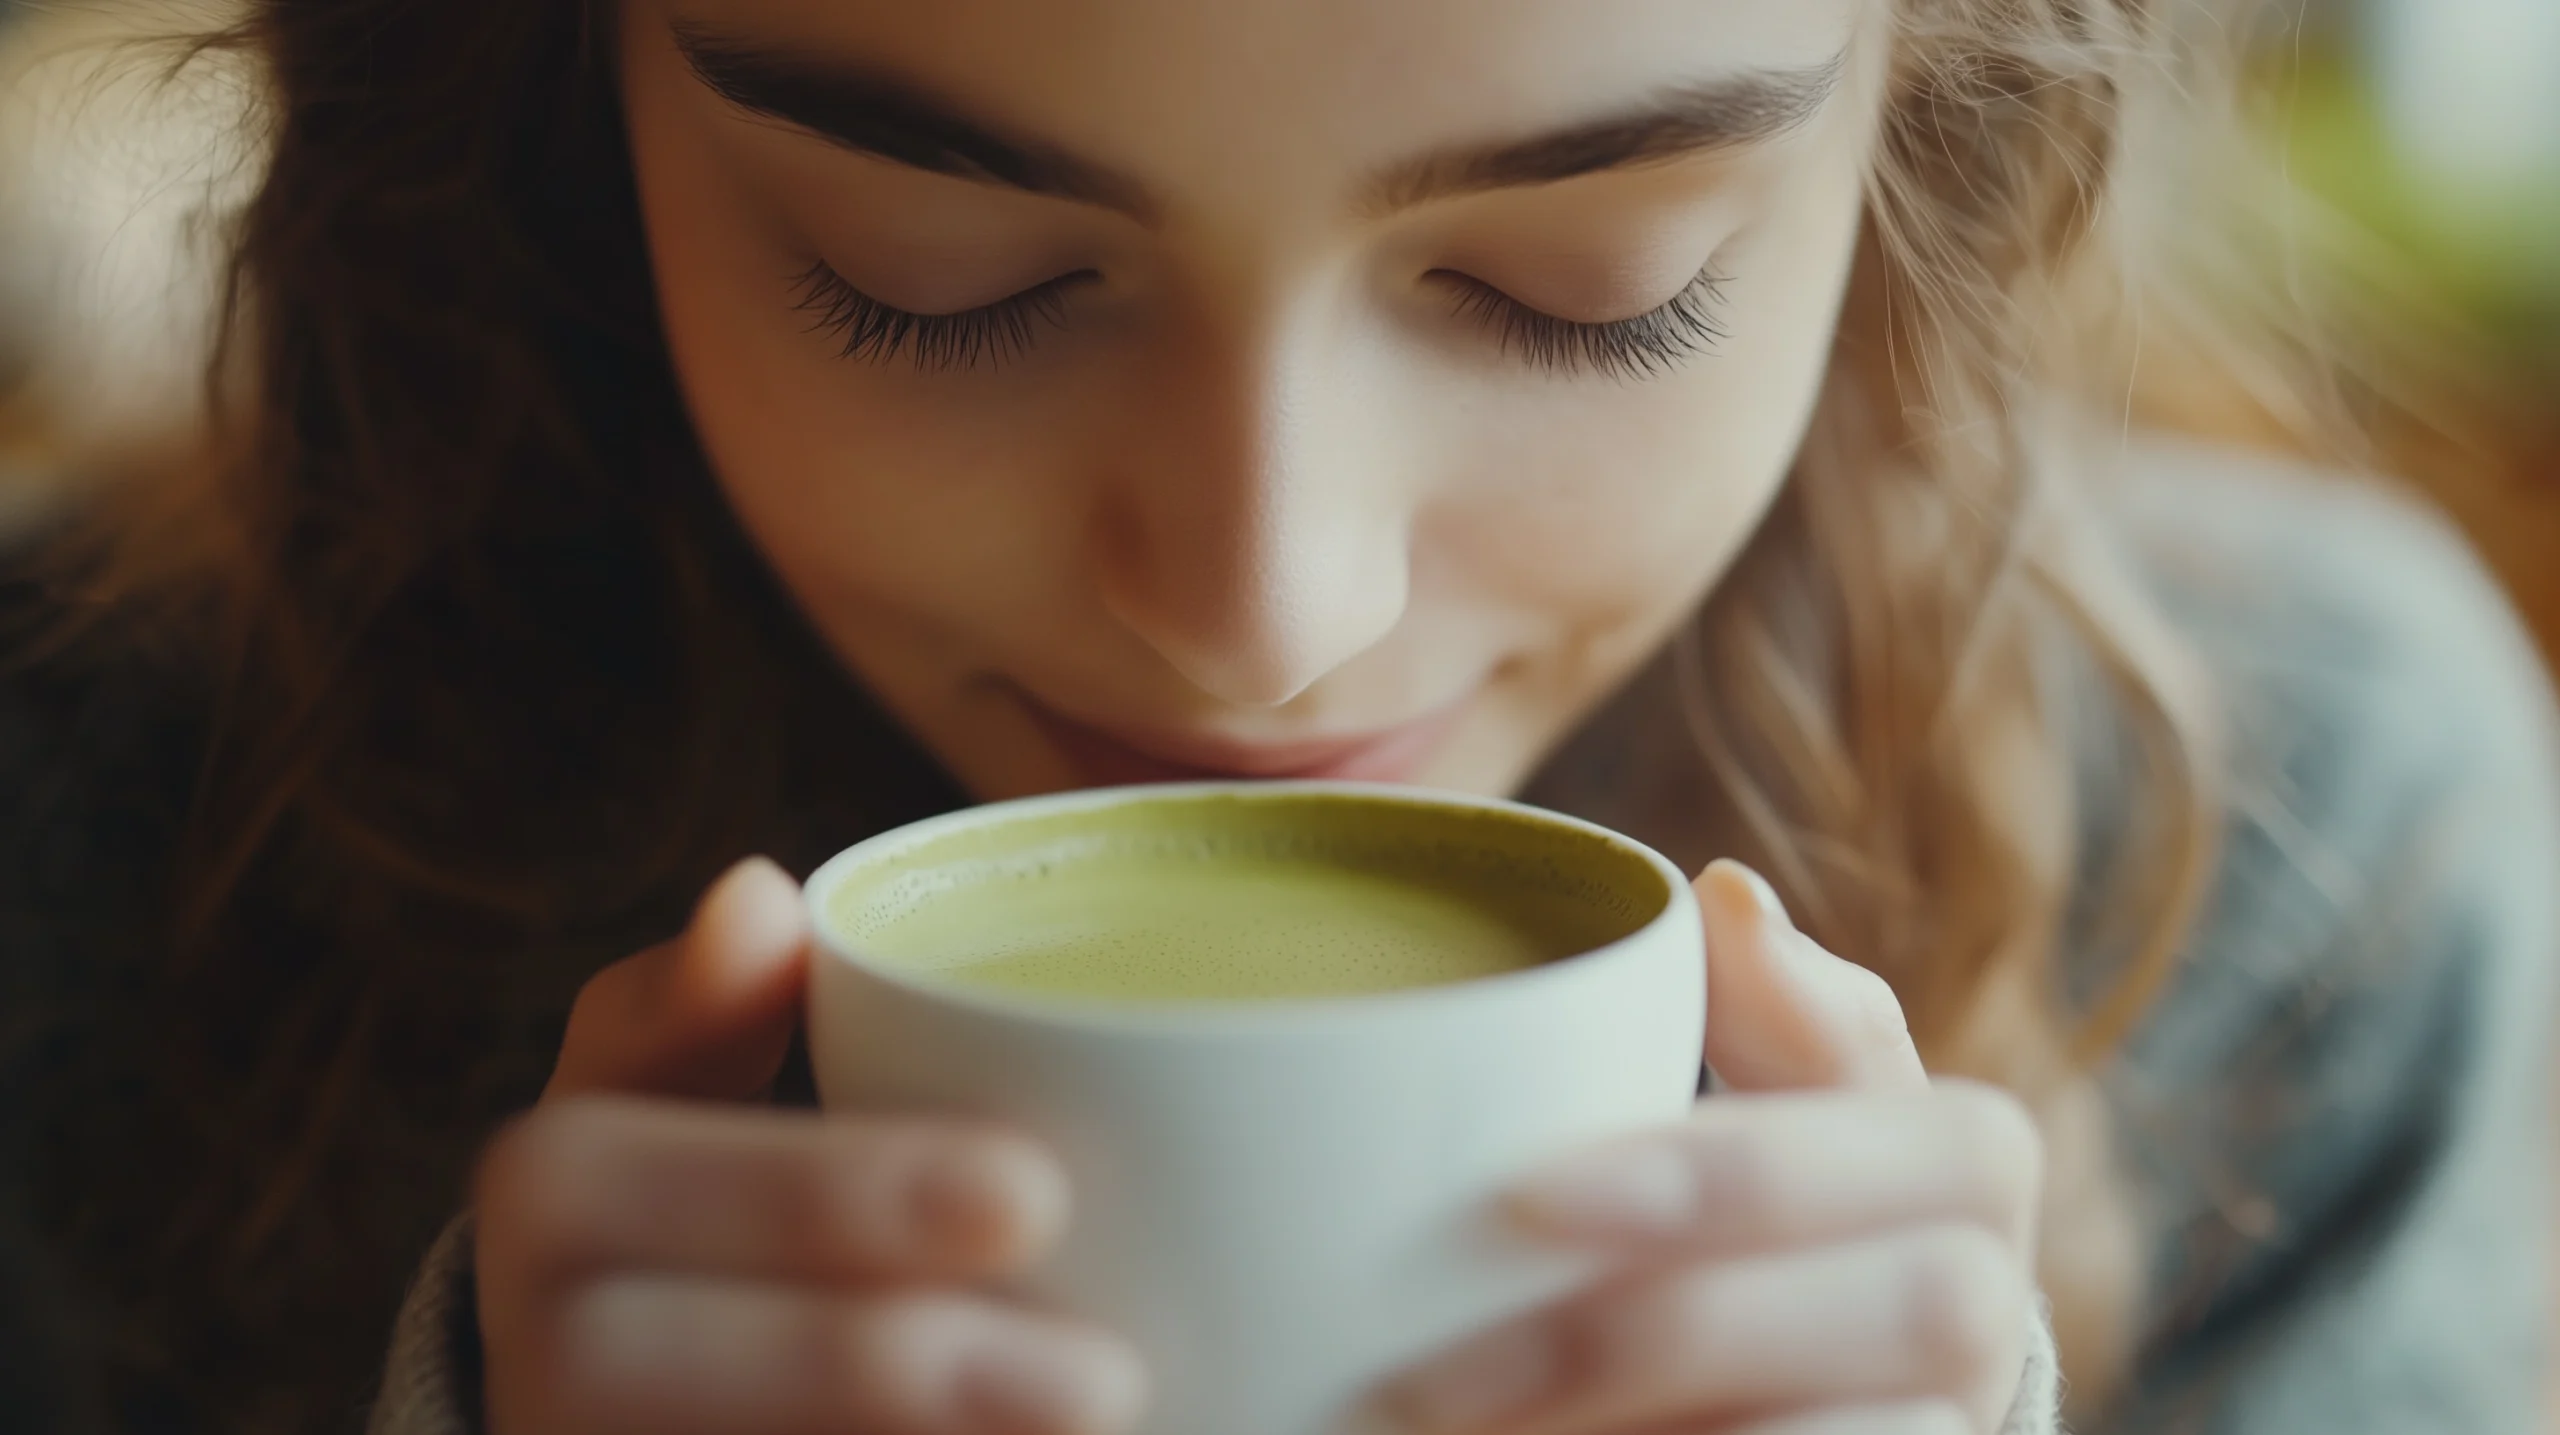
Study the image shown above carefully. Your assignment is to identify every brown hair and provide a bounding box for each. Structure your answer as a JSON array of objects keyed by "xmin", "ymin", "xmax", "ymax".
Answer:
[
  {"xmin": 25, "ymin": 0, "xmax": 2333, "ymax": 1427},
  {"xmin": 27, "ymin": 5, "xmax": 957, "ymax": 1426}
]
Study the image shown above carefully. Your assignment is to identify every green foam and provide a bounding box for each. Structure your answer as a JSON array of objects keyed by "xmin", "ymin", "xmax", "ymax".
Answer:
[{"xmin": 824, "ymin": 791, "xmax": 1667, "ymax": 1004}]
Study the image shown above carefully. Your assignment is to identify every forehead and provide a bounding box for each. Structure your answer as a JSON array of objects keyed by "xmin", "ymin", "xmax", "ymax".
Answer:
[{"xmin": 652, "ymin": 0, "xmax": 1877, "ymax": 202}]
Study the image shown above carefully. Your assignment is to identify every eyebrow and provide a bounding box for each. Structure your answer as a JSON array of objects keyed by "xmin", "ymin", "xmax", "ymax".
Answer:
[
  {"xmin": 1364, "ymin": 55, "xmax": 1846, "ymax": 214},
  {"xmin": 673, "ymin": 21, "xmax": 1157, "ymax": 218},
  {"xmin": 671, "ymin": 22, "xmax": 1845, "ymax": 223}
]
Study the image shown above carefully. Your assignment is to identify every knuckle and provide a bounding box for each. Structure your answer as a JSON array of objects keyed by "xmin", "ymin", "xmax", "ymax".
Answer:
[
  {"xmin": 1607, "ymin": 1263, "xmax": 1733, "ymax": 1382},
  {"xmin": 795, "ymin": 1129, "xmax": 897, "ymax": 1257},
  {"xmin": 734, "ymin": 1122, "xmax": 920, "ymax": 1277},
  {"xmin": 892, "ymin": 1123, "xmax": 1064, "ymax": 1264},
  {"xmin": 1934, "ymin": 1081, "xmax": 2044, "ymax": 1213},
  {"xmin": 828, "ymin": 1290, "xmax": 980, "ymax": 1422},
  {"xmin": 473, "ymin": 1115, "xmax": 540, "ymax": 1212},
  {"xmin": 539, "ymin": 1279, "xmax": 671, "ymax": 1427},
  {"xmin": 817, "ymin": 1124, "xmax": 959, "ymax": 1243},
  {"xmin": 1899, "ymin": 1226, "xmax": 2027, "ymax": 1386},
  {"xmin": 1843, "ymin": 961, "xmax": 1909, "ymax": 1036},
  {"xmin": 743, "ymin": 1118, "xmax": 1042, "ymax": 1277},
  {"xmin": 477, "ymin": 1102, "xmax": 609, "ymax": 1246},
  {"xmin": 542, "ymin": 1282, "xmax": 618, "ymax": 1385},
  {"xmin": 830, "ymin": 1126, "xmax": 1002, "ymax": 1272},
  {"xmin": 1683, "ymin": 1120, "xmax": 1780, "ymax": 1222}
]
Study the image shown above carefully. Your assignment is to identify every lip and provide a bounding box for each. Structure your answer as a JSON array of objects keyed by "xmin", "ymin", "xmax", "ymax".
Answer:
[{"xmin": 1017, "ymin": 691, "xmax": 1470, "ymax": 788}]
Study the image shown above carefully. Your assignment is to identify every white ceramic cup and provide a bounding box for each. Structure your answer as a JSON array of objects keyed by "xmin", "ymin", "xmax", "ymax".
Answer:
[{"xmin": 803, "ymin": 781, "xmax": 1706, "ymax": 1435}]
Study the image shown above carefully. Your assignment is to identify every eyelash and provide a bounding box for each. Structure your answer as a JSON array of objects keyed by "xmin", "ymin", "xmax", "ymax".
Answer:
[
  {"xmin": 791, "ymin": 260, "xmax": 1731, "ymax": 379},
  {"xmin": 1443, "ymin": 268, "xmax": 1730, "ymax": 381},
  {"xmin": 792, "ymin": 259, "xmax": 1082, "ymax": 370}
]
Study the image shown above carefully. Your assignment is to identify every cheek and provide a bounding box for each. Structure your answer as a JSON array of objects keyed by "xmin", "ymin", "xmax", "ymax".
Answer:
[
  {"xmin": 626, "ymin": 115, "xmax": 1070, "ymax": 635},
  {"xmin": 621, "ymin": 32, "xmax": 1099, "ymax": 645},
  {"xmin": 1433, "ymin": 178, "xmax": 1859, "ymax": 633}
]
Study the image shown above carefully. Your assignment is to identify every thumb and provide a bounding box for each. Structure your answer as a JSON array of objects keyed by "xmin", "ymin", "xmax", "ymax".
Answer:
[
  {"xmin": 545, "ymin": 856, "xmax": 811, "ymax": 1101},
  {"xmin": 1696, "ymin": 859, "xmax": 1928, "ymax": 1093}
]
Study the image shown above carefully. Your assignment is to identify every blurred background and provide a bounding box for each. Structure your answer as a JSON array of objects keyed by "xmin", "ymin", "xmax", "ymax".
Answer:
[{"xmin": 2207, "ymin": 0, "xmax": 2560, "ymax": 672}]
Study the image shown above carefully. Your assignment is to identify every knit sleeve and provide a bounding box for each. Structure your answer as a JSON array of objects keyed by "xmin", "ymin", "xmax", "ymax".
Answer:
[
  {"xmin": 366, "ymin": 1215, "xmax": 488, "ymax": 1435},
  {"xmin": 2002, "ymin": 1298, "xmax": 2065, "ymax": 1435},
  {"xmin": 2092, "ymin": 454, "xmax": 2560, "ymax": 1434}
]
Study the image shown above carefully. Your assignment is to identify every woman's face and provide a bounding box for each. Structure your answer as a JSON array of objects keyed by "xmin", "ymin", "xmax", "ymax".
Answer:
[{"xmin": 619, "ymin": 0, "xmax": 1886, "ymax": 800}]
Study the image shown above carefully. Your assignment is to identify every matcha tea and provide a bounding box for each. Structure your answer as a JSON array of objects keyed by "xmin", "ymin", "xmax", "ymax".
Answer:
[{"xmin": 821, "ymin": 790, "xmax": 1667, "ymax": 1004}]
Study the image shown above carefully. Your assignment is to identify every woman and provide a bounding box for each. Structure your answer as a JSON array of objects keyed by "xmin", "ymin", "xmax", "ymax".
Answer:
[{"xmin": 2, "ymin": 0, "xmax": 2552, "ymax": 1432}]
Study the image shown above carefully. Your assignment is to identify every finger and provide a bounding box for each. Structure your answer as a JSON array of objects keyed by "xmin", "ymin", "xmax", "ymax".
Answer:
[
  {"xmin": 477, "ymin": 1098, "xmax": 1070, "ymax": 1292},
  {"xmin": 1375, "ymin": 1225, "xmax": 2028, "ymax": 1435},
  {"xmin": 548, "ymin": 856, "xmax": 810, "ymax": 1100},
  {"xmin": 1695, "ymin": 861, "xmax": 1926, "ymax": 1093},
  {"xmin": 516, "ymin": 1279, "xmax": 1146, "ymax": 1435},
  {"xmin": 1636, "ymin": 1401, "xmax": 1972, "ymax": 1435},
  {"xmin": 1503, "ymin": 1082, "xmax": 2042, "ymax": 1253}
]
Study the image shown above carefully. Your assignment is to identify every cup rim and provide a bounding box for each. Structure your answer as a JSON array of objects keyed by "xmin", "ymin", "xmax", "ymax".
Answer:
[{"xmin": 800, "ymin": 779, "xmax": 1697, "ymax": 1036}]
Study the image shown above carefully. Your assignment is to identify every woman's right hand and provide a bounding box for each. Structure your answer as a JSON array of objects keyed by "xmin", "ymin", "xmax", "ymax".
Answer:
[{"xmin": 472, "ymin": 858, "xmax": 1150, "ymax": 1435}]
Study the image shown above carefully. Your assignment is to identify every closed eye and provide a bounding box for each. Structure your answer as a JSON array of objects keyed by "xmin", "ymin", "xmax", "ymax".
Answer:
[
  {"xmin": 792, "ymin": 260, "xmax": 1092, "ymax": 370},
  {"xmin": 1441, "ymin": 267, "xmax": 1730, "ymax": 381}
]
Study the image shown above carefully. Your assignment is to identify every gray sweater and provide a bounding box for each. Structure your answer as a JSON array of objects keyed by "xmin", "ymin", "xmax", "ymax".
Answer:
[{"xmin": 2091, "ymin": 449, "xmax": 2559, "ymax": 1432}]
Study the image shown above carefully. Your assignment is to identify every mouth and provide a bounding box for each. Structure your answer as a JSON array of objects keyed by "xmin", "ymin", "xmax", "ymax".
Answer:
[{"xmin": 1014, "ymin": 689, "xmax": 1470, "ymax": 788}]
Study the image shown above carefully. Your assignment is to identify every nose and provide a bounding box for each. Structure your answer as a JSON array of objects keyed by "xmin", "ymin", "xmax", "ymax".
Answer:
[{"xmin": 1090, "ymin": 315, "xmax": 1413, "ymax": 708}]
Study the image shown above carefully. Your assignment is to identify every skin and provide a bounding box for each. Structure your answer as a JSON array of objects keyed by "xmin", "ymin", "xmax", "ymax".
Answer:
[
  {"xmin": 620, "ymin": 0, "xmax": 1878, "ymax": 798},
  {"xmin": 472, "ymin": 2, "xmax": 2046, "ymax": 1432}
]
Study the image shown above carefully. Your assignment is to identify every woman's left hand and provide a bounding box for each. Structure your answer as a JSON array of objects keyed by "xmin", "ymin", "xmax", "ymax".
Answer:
[{"xmin": 1376, "ymin": 861, "xmax": 2045, "ymax": 1435}]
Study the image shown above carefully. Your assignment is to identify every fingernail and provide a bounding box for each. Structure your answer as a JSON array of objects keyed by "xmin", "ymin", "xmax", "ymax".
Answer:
[
  {"xmin": 1506, "ymin": 1142, "xmax": 1695, "ymax": 1240},
  {"xmin": 707, "ymin": 854, "xmax": 787, "ymax": 903},
  {"xmin": 1375, "ymin": 1319, "xmax": 1561, "ymax": 1433},
  {"xmin": 961, "ymin": 1327, "xmax": 1147, "ymax": 1435},
  {"xmin": 695, "ymin": 856, "xmax": 806, "ymax": 950},
  {"xmin": 1723, "ymin": 861, "xmax": 1792, "ymax": 931},
  {"xmin": 915, "ymin": 1138, "xmax": 1070, "ymax": 1264}
]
